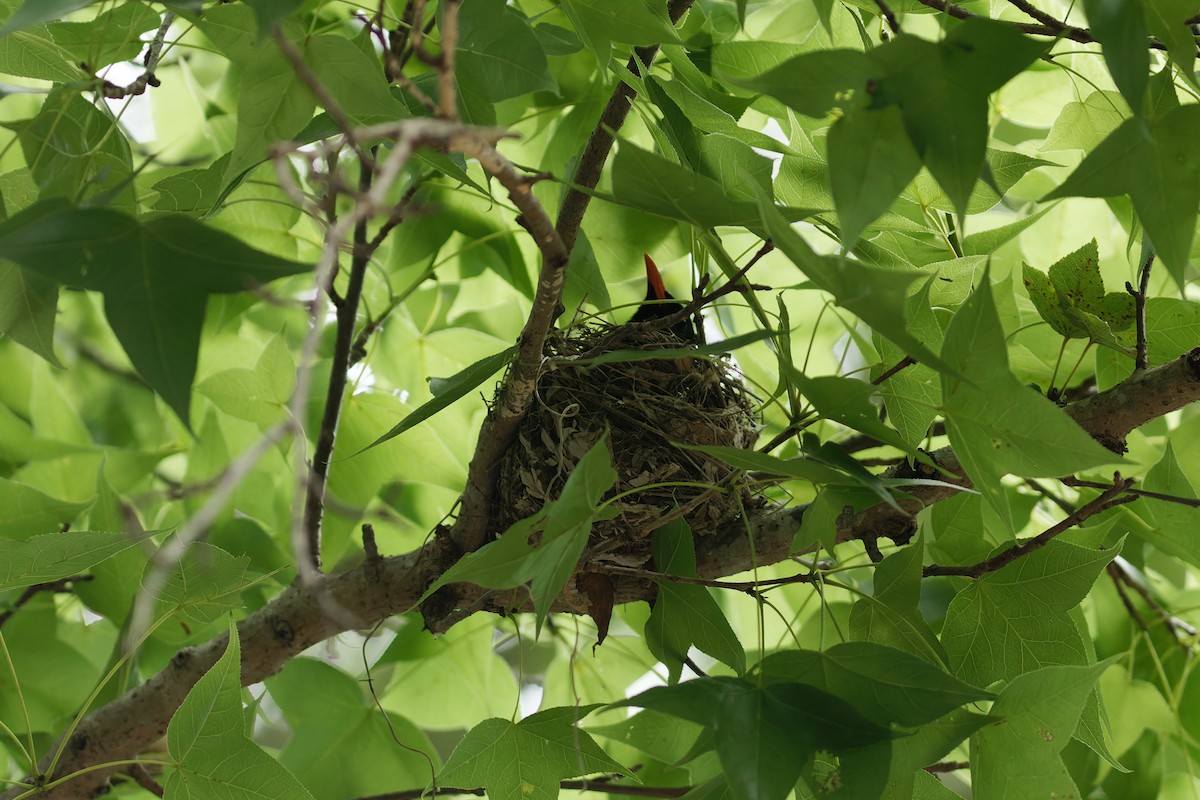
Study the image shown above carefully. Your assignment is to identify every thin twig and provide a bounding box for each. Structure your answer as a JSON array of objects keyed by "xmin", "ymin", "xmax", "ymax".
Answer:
[
  {"xmin": 872, "ymin": 355, "xmax": 916, "ymax": 385},
  {"xmin": 924, "ymin": 474, "xmax": 1136, "ymax": 577},
  {"xmin": 1004, "ymin": 0, "xmax": 1088, "ymax": 39},
  {"xmin": 356, "ymin": 780, "xmax": 690, "ymax": 800},
  {"xmin": 1107, "ymin": 562, "xmax": 1152, "ymax": 636},
  {"xmin": 273, "ymin": 29, "xmax": 371, "ymax": 165},
  {"xmin": 96, "ymin": 11, "xmax": 174, "ymax": 98},
  {"xmin": 1061, "ymin": 476, "xmax": 1200, "ymax": 508},
  {"xmin": 634, "ymin": 240, "xmax": 774, "ymax": 338},
  {"xmin": 127, "ymin": 420, "xmax": 294, "ymax": 648},
  {"xmin": 873, "ymin": 0, "xmax": 902, "ymax": 34},
  {"xmin": 0, "ymin": 577, "xmax": 92, "ymax": 630},
  {"xmin": 436, "ymin": 0, "xmax": 461, "ymax": 119},
  {"xmin": 919, "ymin": 0, "xmax": 1170, "ymax": 50},
  {"xmin": 1023, "ymin": 478, "xmax": 1076, "ymax": 516},
  {"xmin": 1108, "ymin": 559, "xmax": 1198, "ymax": 647},
  {"xmin": 590, "ymin": 563, "xmax": 817, "ymax": 593},
  {"xmin": 1126, "ymin": 250, "xmax": 1154, "ymax": 373},
  {"xmin": 302, "ymin": 151, "xmax": 377, "ymax": 570}
]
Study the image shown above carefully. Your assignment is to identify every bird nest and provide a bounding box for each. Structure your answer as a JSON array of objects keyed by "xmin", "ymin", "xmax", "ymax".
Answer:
[{"xmin": 495, "ymin": 323, "xmax": 763, "ymax": 568}]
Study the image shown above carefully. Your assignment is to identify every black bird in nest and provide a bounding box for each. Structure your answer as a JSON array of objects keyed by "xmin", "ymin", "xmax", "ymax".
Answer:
[{"xmin": 629, "ymin": 254, "xmax": 696, "ymax": 343}]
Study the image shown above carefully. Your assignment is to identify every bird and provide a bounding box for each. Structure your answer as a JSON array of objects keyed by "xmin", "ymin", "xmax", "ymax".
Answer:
[{"xmin": 628, "ymin": 254, "xmax": 696, "ymax": 343}]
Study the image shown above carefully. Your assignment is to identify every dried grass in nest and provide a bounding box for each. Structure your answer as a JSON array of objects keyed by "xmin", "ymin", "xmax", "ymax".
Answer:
[{"xmin": 495, "ymin": 322, "xmax": 764, "ymax": 568}]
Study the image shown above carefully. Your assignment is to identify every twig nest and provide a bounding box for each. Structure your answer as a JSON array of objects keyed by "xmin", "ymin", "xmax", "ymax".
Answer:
[{"xmin": 495, "ymin": 323, "xmax": 763, "ymax": 568}]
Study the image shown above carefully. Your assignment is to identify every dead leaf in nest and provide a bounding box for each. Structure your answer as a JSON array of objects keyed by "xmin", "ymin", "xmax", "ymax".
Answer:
[{"xmin": 576, "ymin": 572, "xmax": 615, "ymax": 648}]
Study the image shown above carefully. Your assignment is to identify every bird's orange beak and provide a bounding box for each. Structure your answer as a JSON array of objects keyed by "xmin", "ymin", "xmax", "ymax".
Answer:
[{"xmin": 643, "ymin": 253, "xmax": 668, "ymax": 301}]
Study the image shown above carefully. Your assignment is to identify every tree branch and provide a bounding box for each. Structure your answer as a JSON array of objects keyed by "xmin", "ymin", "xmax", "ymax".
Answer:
[
  {"xmin": 923, "ymin": 474, "xmax": 1136, "ymax": 577},
  {"xmin": 302, "ymin": 153, "xmax": 376, "ymax": 570},
  {"xmin": 95, "ymin": 11, "xmax": 174, "ymax": 98},
  {"xmin": 0, "ymin": 577, "xmax": 92, "ymax": 630}
]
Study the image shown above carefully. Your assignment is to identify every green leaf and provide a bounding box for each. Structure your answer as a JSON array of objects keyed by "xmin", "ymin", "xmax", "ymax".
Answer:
[
  {"xmin": 363, "ymin": 345, "xmax": 515, "ymax": 452},
  {"xmin": 458, "ymin": 0, "xmax": 556, "ymax": 117},
  {"xmin": 828, "ymin": 106, "xmax": 921, "ymax": 246},
  {"xmin": 0, "ymin": 0, "xmax": 96, "ymax": 34},
  {"xmin": 0, "ymin": 200, "xmax": 310, "ymax": 424},
  {"xmin": 197, "ymin": 333, "xmax": 296, "ymax": 425},
  {"xmin": 849, "ymin": 537, "xmax": 947, "ymax": 664},
  {"xmin": 12, "ymin": 89, "xmax": 135, "ymax": 211},
  {"xmin": 973, "ymin": 662, "xmax": 1110, "ymax": 799},
  {"xmin": 241, "ymin": 0, "xmax": 302, "ymax": 36},
  {"xmin": 422, "ymin": 435, "xmax": 616, "ymax": 630},
  {"xmin": 581, "ymin": 330, "xmax": 775, "ymax": 366},
  {"xmin": 0, "ymin": 529, "xmax": 155, "ymax": 590},
  {"xmin": 1021, "ymin": 239, "xmax": 1135, "ymax": 351},
  {"xmin": 759, "ymin": 193, "xmax": 954, "ymax": 375},
  {"xmin": 681, "ymin": 443, "xmax": 860, "ymax": 486},
  {"xmin": 610, "ymin": 140, "xmax": 805, "ymax": 231},
  {"xmin": 44, "ymin": 1, "xmax": 164, "ymax": 67},
  {"xmin": 1042, "ymin": 90, "xmax": 1127, "ymax": 152},
  {"xmin": 436, "ymin": 705, "xmax": 629, "ymax": 800},
  {"xmin": 267, "ymin": 659, "xmax": 439, "ymax": 798},
  {"xmin": 1130, "ymin": 442, "xmax": 1200, "ymax": 569},
  {"xmin": 0, "ymin": 477, "xmax": 90, "ymax": 540},
  {"xmin": 1142, "ymin": 1, "xmax": 1200, "ymax": 92},
  {"xmin": 731, "ymin": 20, "xmax": 1045, "ymax": 219},
  {"xmin": 307, "ymin": 33, "xmax": 410, "ymax": 124},
  {"xmin": 867, "ymin": 20, "xmax": 1047, "ymax": 219},
  {"xmin": 225, "ymin": 32, "xmax": 315, "ymax": 183},
  {"xmin": 757, "ymin": 643, "xmax": 991, "ymax": 728},
  {"xmin": 1084, "ymin": 0, "xmax": 1149, "ymax": 112},
  {"xmin": 725, "ymin": 48, "xmax": 873, "ymax": 117},
  {"xmin": 619, "ymin": 677, "xmax": 891, "ymax": 800},
  {"xmin": 874, "ymin": 280, "xmax": 943, "ymax": 448},
  {"xmin": 786, "ymin": 371, "xmax": 914, "ymax": 454},
  {"xmin": 560, "ymin": 0, "xmax": 681, "ymax": 66},
  {"xmin": 645, "ymin": 520, "xmax": 745, "ymax": 683},
  {"xmin": 154, "ymin": 542, "xmax": 252, "ymax": 628},
  {"xmin": 1044, "ymin": 105, "xmax": 1200, "ymax": 287},
  {"xmin": 0, "ymin": 259, "xmax": 59, "ymax": 365},
  {"xmin": 961, "ymin": 205, "xmax": 1053, "ymax": 257},
  {"xmin": 0, "ymin": 23, "xmax": 80, "ymax": 81},
  {"xmin": 940, "ymin": 272, "xmax": 1118, "ymax": 526},
  {"xmin": 166, "ymin": 620, "xmax": 315, "ymax": 799},
  {"xmin": 940, "ymin": 539, "xmax": 1121, "ymax": 686}
]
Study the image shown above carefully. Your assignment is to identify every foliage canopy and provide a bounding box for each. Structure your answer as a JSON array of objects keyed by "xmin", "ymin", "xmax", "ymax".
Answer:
[{"xmin": 1, "ymin": 1, "xmax": 1200, "ymax": 799}]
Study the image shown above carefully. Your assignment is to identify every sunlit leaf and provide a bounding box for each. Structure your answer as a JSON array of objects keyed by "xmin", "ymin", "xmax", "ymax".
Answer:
[{"xmin": 166, "ymin": 620, "xmax": 315, "ymax": 799}]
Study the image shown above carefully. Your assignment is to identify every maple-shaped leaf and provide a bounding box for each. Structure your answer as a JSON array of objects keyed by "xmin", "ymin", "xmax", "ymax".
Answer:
[
  {"xmin": 0, "ymin": 199, "xmax": 310, "ymax": 425},
  {"xmin": 1022, "ymin": 239, "xmax": 1135, "ymax": 352},
  {"xmin": 435, "ymin": 705, "xmax": 630, "ymax": 800},
  {"xmin": 1044, "ymin": 105, "xmax": 1200, "ymax": 288}
]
